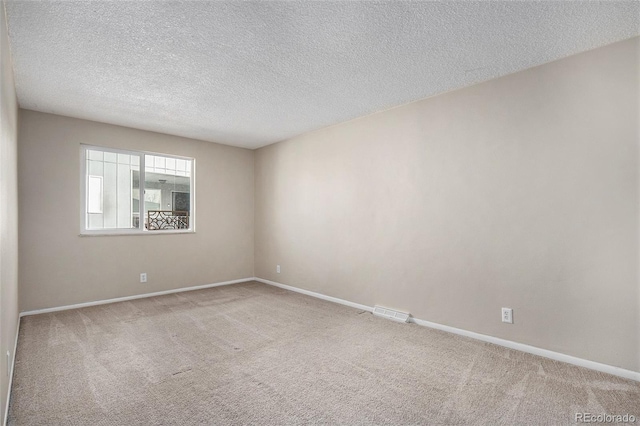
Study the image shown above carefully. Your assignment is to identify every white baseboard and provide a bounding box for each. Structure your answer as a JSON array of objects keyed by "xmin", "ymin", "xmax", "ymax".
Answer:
[
  {"xmin": 16, "ymin": 275, "xmax": 640, "ymax": 383},
  {"xmin": 409, "ymin": 317, "xmax": 640, "ymax": 382},
  {"xmin": 255, "ymin": 277, "xmax": 640, "ymax": 382},
  {"xmin": 19, "ymin": 277, "xmax": 254, "ymax": 317},
  {"xmin": 3, "ymin": 316, "xmax": 20, "ymax": 426},
  {"xmin": 254, "ymin": 277, "xmax": 373, "ymax": 313}
]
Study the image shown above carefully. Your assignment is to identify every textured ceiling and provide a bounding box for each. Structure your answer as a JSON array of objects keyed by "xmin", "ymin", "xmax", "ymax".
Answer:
[{"xmin": 5, "ymin": 1, "xmax": 640, "ymax": 149}]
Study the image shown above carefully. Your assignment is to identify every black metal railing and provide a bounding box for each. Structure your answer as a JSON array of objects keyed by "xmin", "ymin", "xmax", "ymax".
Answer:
[{"xmin": 147, "ymin": 210, "xmax": 189, "ymax": 230}]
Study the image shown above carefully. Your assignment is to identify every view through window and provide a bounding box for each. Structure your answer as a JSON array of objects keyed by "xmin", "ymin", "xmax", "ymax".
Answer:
[{"xmin": 82, "ymin": 146, "xmax": 194, "ymax": 233}]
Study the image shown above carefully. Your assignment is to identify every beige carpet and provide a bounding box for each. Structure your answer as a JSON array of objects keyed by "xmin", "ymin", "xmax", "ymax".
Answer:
[{"xmin": 8, "ymin": 281, "xmax": 640, "ymax": 425}]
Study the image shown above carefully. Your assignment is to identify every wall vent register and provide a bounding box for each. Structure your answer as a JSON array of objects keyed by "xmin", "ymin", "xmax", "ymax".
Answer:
[{"xmin": 373, "ymin": 306, "xmax": 410, "ymax": 323}]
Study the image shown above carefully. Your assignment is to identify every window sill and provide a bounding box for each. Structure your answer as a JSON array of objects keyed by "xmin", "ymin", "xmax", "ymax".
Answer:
[{"xmin": 80, "ymin": 230, "xmax": 195, "ymax": 237}]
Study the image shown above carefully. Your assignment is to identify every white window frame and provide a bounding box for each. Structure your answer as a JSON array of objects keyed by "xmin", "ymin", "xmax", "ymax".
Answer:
[{"xmin": 80, "ymin": 144, "xmax": 196, "ymax": 236}]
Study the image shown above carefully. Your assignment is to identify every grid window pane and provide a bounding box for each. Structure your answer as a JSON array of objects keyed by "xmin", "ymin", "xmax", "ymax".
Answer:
[
  {"xmin": 85, "ymin": 148, "xmax": 141, "ymax": 230},
  {"xmin": 143, "ymin": 155, "xmax": 192, "ymax": 231},
  {"xmin": 104, "ymin": 152, "xmax": 117, "ymax": 163},
  {"xmin": 87, "ymin": 176, "xmax": 102, "ymax": 213},
  {"xmin": 166, "ymin": 158, "xmax": 176, "ymax": 171},
  {"xmin": 118, "ymin": 153, "xmax": 130, "ymax": 165},
  {"xmin": 88, "ymin": 149, "xmax": 103, "ymax": 161}
]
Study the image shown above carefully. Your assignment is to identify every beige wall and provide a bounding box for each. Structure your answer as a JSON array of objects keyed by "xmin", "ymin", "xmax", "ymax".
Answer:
[
  {"xmin": 19, "ymin": 110, "xmax": 254, "ymax": 312},
  {"xmin": 255, "ymin": 37, "xmax": 640, "ymax": 372},
  {"xmin": 1, "ymin": 0, "xmax": 19, "ymax": 421}
]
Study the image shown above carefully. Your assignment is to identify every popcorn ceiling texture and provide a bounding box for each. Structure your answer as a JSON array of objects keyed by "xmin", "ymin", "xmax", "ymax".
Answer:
[{"xmin": 5, "ymin": 1, "xmax": 640, "ymax": 149}]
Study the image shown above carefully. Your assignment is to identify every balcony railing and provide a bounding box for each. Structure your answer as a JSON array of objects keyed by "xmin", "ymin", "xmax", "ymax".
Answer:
[{"xmin": 147, "ymin": 210, "xmax": 189, "ymax": 230}]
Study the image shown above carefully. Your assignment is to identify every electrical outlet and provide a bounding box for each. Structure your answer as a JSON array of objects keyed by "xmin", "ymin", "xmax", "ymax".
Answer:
[
  {"xmin": 502, "ymin": 308, "xmax": 513, "ymax": 324},
  {"xmin": 276, "ymin": 265, "xmax": 281, "ymax": 274},
  {"xmin": 140, "ymin": 273, "xmax": 147, "ymax": 283}
]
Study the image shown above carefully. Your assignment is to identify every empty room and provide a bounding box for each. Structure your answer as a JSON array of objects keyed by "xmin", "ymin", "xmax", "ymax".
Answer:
[{"xmin": 1, "ymin": 1, "xmax": 639, "ymax": 425}]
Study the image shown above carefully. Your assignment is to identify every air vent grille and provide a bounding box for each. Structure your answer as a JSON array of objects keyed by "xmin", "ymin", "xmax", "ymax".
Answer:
[{"xmin": 373, "ymin": 306, "xmax": 410, "ymax": 323}]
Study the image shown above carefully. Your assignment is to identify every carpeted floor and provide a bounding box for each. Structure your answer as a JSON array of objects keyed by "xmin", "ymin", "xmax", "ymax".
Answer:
[{"xmin": 8, "ymin": 281, "xmax": 640, "ymax": 425}]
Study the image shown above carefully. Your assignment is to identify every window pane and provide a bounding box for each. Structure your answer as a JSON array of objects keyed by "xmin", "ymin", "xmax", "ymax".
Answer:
[
  {"xmin": 88, "ymin": 159, "xmax": 103, "ymax": 176},
  {"xmin": 83, "ymin": 146, "xmax": 192, "ymax": 233},
  {"xmin": 88, "ymin": 149, "xmax": 103, "ymax": 161},
  {"xmin": 103, "ymin": 161, "xmax": 117, "ymax": 228},
  {"xmin": 155, "ymin": 156, "xmax": 165, "ymax": 169},
  {"xmin": 166, "ymin": 157, "xmax": 176, "ymax": 171},
  {"xmin": 85, "ymin": 148, "xmax": 141, "ymax": 230},
  {"xmin": 145, "ymin": 154, "xmax": 155, "ymax": 172},
  {"xmin": 104, "ymin": 152, "xmax": 117, "ymax": 163},
  {"xmin": 87, "ymin": 176, "xmax": 102, "ymax": 213},
  {"xmin": 117, "ymin": 153, "xmax": 130, "ymax": 165},
  {"xmin": 144, "ymin": 155, "xmax": 191, "ymax": 231},
  {"xmin": 117, "ymin": 163, "xmax": 132, "ymax": 227},
  {"xmin": 132, "ymin": 170, "xmax": 141, "ymax": 228}
]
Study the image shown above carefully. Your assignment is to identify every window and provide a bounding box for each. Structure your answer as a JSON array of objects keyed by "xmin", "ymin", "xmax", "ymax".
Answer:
[{"xmin": 81, "ymin": 145, "xmax": 194, "ymax": 234}]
